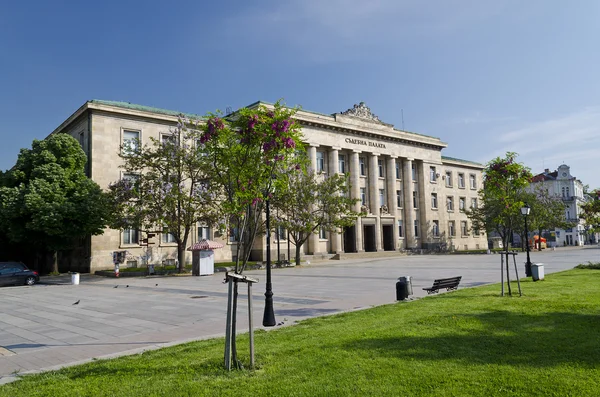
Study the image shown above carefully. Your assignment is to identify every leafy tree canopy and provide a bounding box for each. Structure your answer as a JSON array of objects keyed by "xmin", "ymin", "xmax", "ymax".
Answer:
[
  {"xmin": 200, "ymin": 101, "xmax": 304, "ymax": 273},
  {"xmin": 467, "ymin": 152, "xmax": 532, "ymax": 250},
  {"xmin": 0, "ymin": 134, "xmax": 109, "ymax": 255}
]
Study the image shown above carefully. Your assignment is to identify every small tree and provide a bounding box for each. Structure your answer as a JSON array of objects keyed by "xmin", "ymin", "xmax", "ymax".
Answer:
[
  {"xmin": 271, "ymin": 162, "xmax": 363, "ymax": 266},
  {"xmin": 467, "ymin": 152, "xmax": 532, "ymax": 295},
  {"xmin": 199, "ymin": 101, "xmax": 303, "ymax": 369},
  {"xmin": 0, "ymin": 134, "xmax": 109, "ymax": 273},
  {"xmin": 106, "ymin": 117, "xmax": 221, "ymax": 273}
]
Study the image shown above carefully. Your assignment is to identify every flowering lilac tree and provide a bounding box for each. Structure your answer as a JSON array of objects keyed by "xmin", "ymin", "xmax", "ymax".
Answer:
[
  {"xmin": 107, "ymin": 117, "xmax": 221, "ymax": 273},
  {"xmin": 200, "ymin": 101, "xmax": 303, "ymax": 273},
  {"xmin": 200, "ymin": 101, "xmax": 302, "ymax": 369}
]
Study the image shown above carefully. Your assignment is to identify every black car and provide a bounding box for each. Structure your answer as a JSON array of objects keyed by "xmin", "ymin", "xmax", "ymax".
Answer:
[{"xmin": 0, "ymin": 262, "xmax": 40, "ymax": 286}]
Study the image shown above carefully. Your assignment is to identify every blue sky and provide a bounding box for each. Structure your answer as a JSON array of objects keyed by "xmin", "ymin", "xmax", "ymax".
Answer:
[{"xmin": 1, "ymin": 0, "xmax": 599, "ymax": 187}]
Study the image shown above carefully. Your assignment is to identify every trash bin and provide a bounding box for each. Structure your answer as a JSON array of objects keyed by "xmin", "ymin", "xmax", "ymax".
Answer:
[
  {"xmin": 147, "ymin": 264, "xmax": 155, "ymax": 275},
  {"xmin": 396, "ymin": 276, "xmax": 413, "ymax": 301},
  {"xmin": 71, "ymin": 272, "xmax": 80, "ymax": 285},
  {"xmin": 531, "ymin": 263, "xmax": 545, "ymax": 281}
]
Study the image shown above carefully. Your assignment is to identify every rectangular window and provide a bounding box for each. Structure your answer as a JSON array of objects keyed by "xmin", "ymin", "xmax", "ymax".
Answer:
[
  {"xmin": 398, "ymin": 220, "xmax": 404, "ymax": 238},
  {"xmin": 122, "ymin": 129, "xmax": 140, "ymax": 155},
  {"xmin": 430, "ymin": 166, "xmax": 437, "ymax": 182},
  {"xmin": 161, "ymin": 134, "xmax": 176, "ymax": 145},
  {"xmin": 447, "ymin": 196, "xmax": 454, "ymax": 211},
  {"xmin": 360, "ymin": 188, "xmax": 366, "ymax": 206},
  {"xmin": 449, "ymin": 221, "xmax": 456, "ymax": 237},
  {"xmin": 396, "ymin": 190, "xmax": 403, "ymax": 208},
  {"xmin": 471, "ymin": 198, "xmax": 478, "ymax": 209},
  {"xmin": 276, "ymin": 225, "xmax": 286, "ymax": 240},
  {"xmin": 319, "ymin": 227, "xmax": 327, "ymax": 239},
  {"xmin": 432, "ymin": 220, "xmax": 439, "ymax": 237},
  {"xmin": 78, "ymin": 131, "xmax": 84, "ymax": 149},
  {"xmin": 126, "ymin": 260, "xmax": 138, "ymax": 269},
  {"xmin": 412, "ymin": 164, "xmax": 417, "ymax": 180},
  {"xmin": 122, "ymin": 228, "xmax": 139, "ymax": 245},
  {"xmin": 229, "ymin": 225, "xmax": 240, "ymax": 242},
  {"xmin": 469, "ymin": 174, "xmax": 477, "ymax": 189},
  {"xmin": 197, "ymin": 226, "xmax": 210, "ymax": 240},
  {"xmin": 162, "ymin": 232, "xmax": 177, "ymax": 243},
  {"xmin": 461, "ymin": 221, "xmax": 468, "ymax": 236},
  {"xmin": 459, "ymin": 197, "xmax": 466, "ymax": 211},
  {"xmin": 359, "ymin": 157, "xmax": 366, "ymax": 176},
  {"xmin": 316, "ymin": 152, "xmax": 325, "ymax": 173},
  {"xmin": 122, "ymin": 173, "xmax": 139, "ymax": 183},
  {"xmin": 338, "ymin": 154, "xmax": 346, "ymax": 174},
  {"xmin": 431, "ymin": 193, "xmax": 438, "ymax": 209},
  {"xmin": 378, "ymin": 159, "xmax": 384, "ymax": 178},
  {"xmin": 379, "ymin": 189, "xmax": 386, "ymax": 206},
  {"xmin": 396, "ymin": 162, "xmax": 401, "ymax": 179},
  {"xmin": 445, "ymin": 171, "xmax": 452, "ymax": 187},
  {"xmin": 414, "ymin": 220, "xmax": 419, "ymax": 238},
  {"xmin": 458, "ymin": 173, "xmax": 465, "ymax": 188},
  {"xmin": 413, "ymin": 191, "xmax": 418, "ymax": 208}
]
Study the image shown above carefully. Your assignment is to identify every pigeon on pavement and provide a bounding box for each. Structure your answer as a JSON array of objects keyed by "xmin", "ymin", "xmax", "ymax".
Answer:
[{"xmin": 72, "ymin": 300, "xmax": 80, "ymax": 305}]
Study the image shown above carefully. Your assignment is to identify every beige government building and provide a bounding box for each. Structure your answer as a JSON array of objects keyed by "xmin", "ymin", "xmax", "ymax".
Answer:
[{"xmin": 51, "ymin": 100, "xmax": 488, "ymax": 273}]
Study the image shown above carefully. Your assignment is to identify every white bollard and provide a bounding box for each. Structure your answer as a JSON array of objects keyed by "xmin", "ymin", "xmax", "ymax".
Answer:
[{"xmin": 71, "ymin": 272, "xmax": 80, "ymax": 285}]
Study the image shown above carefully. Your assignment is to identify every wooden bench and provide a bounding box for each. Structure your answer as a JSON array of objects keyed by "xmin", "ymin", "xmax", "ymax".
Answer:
[{"xmin": 423, "ymin": 276, "xmax": 462, "ymax": 294}]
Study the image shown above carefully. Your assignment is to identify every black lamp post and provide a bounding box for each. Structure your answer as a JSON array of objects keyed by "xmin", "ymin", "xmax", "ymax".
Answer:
[
  {"xmin": 262, "ymin": 198, "xmax": 276, "ymax": 327},
  {"xmin": 521, "ymin": 203, "xmax": 532, "ymax": 277}
]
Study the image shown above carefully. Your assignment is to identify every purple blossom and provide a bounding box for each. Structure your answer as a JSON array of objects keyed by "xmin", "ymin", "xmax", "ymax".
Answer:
[{"xmin": 271, "ymin": 119, "xmax": 291, "ymax": 134}]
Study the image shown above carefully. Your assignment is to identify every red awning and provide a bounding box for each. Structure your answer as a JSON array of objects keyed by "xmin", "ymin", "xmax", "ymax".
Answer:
[{"xmin": 188, "ymin": 239, "xmax": 225, "ymax": 251}]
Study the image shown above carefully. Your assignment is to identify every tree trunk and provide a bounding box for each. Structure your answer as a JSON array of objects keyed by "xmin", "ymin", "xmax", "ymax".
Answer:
[
  {"xmin": 538, "ymin": 229, "xmax": 543, "ymax": 251},
  {"xmin": 52, "ymin": 251, "xmax": 58, "ymax": 274},
  {"xmin": 295, "ymin": 243, "xmax": 302, "ymax": 267},
  {"xmin": 231, "ymin": 281, "xmax": 239, "ymax": 368},
  {"xmin": 177, "ymin": 244, "xmax": 186, "ymax": 273}
]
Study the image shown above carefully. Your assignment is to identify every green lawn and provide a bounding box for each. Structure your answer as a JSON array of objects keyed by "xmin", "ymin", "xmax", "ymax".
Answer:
[{"xmin": 2, "ymin": 269, "xmax": 600, "ymax": 396}]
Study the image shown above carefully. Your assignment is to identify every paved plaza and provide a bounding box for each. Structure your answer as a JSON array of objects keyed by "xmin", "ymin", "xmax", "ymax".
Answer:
[{"xmin": 0, "ymin": 246, "xmax": 598, "ymax": 383}]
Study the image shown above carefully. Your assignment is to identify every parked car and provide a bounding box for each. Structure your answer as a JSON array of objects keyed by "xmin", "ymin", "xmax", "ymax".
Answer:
[{"xmin": 0, "ymin": 262, "xmax": 39, "ymax": 286}]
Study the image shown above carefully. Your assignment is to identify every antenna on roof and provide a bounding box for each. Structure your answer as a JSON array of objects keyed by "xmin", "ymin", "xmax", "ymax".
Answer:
[
  {"xmin": 401, "ymin": 109, "xmax": 405, "ymax": 130},
  {"xmin": 226, "ymin": 106, "xmax": 232, "ymax": 115}
]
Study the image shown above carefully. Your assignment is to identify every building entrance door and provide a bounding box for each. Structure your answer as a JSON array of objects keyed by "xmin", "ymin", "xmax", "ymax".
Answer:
[
  {"xmin": 363, "ymin": 225, "xmax": 376, "ymax": 252},
  {"xmin": 343, "ymin": 226, "xmax": 357, "ymax": 253},
  {"xmin": 382, "ymin": 225, "xmax": 395, "ymax": 251}
]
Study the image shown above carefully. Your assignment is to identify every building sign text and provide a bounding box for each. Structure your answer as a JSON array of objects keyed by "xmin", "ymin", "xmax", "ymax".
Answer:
[{"xmin": 345, "ymin": 137, "xmax": 386, "ymax": 149}]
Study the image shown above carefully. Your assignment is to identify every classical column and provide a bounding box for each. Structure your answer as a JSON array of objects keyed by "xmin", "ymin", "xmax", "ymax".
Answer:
[
  {"xmin": 308, "ymin": 144, "xmax": 320, "ymax": 255},
  {"xmin": 369, "ymin": 153, "xmax": 383, "ymax": 251},
  {"xmin": 308, "ymin": 144, "xmax": 317, "ymax": 172},
  {"xmin": 329, "ymin": 147, "xmax": 342, "ymax": 254},
  {"xmin": 403, "ymin": 158, "xmax": 415, "ymax": 249},
  {"xmin": 351, "ymin": 150, "xmax": 363, "ymax": 252},
  {"xmin": 386, "ymin": 156, "xmax": 399, "ymax": 249}
]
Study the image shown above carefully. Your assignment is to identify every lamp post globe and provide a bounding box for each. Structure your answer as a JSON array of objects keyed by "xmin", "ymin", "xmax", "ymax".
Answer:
[{"xmin": 521, "ymin": 203, "xmax": 532, "ymax": 277}]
